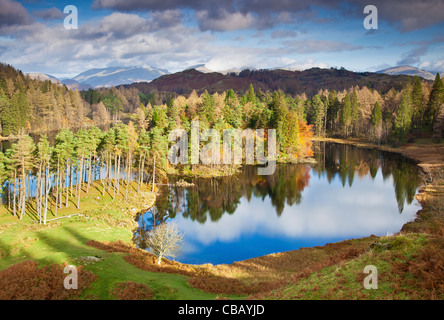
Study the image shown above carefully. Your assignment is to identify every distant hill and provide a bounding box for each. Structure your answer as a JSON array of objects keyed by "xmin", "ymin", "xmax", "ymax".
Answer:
[
  {"xmin": 26, "ymin": 73, "xmax": 61, "ymax": 85},
  {"xmin": 63, "ymin": 66, "xmax": 169, "ymax": 89},
  {"xmin": 124, "ymin": 67, "xmax": 424, "ymax": 96},
  {"xmin": 377, "ymin": 66, "xmax": 435, "ymax": 81}
]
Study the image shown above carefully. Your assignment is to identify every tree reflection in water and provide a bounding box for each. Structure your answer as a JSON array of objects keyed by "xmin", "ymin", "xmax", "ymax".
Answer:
[{"xmin": 134, "ymin": 142, "xmax": 421, "ymax": 252}]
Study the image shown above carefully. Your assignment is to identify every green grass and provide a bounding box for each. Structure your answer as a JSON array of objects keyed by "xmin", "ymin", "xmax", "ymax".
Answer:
[{"xmin": 0, "ymin": 182, "xmax": 239, "ymax": 300}]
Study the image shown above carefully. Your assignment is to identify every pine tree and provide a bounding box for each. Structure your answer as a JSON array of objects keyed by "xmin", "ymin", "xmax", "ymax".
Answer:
[
  {"xmin": 55, "ymin": 128, "xmax": 75, "ymax": 207},
  {"xmin": 327, "ymin": 90, "xmax": 339, "ymax": 133},
  {"xmin": 10, "ymin": 133, "xmax": 35, "ymax": 219},
  {"xmin": 285, "ymin": 110, "xmax": 299, "ymax": 155},
  {"xmin": 411, "ymin": 76, "xmax": 424, "ymax": 129},
  {"xmin": 74, "ymin": 129, "xmax": 90, "ymax": 209},
  {"xmin": 425, "ymin": 73, "xmax": 444, "ymax": 126},
  {"xmin": 150, "ymin": 127, "xmax": 168, "ymax": 191},
  {"xmin": 35, "ymin": 135, "xmax": 51, "ymax": 224},
  {"xmin": 311, "ymin": 94, "xmax": 325, "ymax": 136},
  {"xmin": 246, "ymin": 84, "xmax": 256, "ymax": 104},
  {"xmin": 371, "ymin": 101, "xmax": 382, "ymax": 143},
  {"xmin": 394, "ymin": 91, "xmax": 413, "ymax": 141},
  {"xmin": 137, "ymin": 128, "xmax": 150, "ymax": 192}
]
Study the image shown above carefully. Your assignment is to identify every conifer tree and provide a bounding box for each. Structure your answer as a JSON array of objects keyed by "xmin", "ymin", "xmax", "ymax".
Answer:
[
  {"xmin": 371, "ymin": 101, "xmax": 382, "ymax": 143},
  {"xmin": 394, "ymin": 91, "xmax": 413, "ymax": 141},
  {"xmin": 425, "ymin": 73, "xmax": 444, "ymax": 126},
  {"xmin": 411, "ymin": 76, "xmax": 424, "ymax": 129},
  {"xmin": 10, "ymin": 133, "xmax": 35, "ymax": 219}
]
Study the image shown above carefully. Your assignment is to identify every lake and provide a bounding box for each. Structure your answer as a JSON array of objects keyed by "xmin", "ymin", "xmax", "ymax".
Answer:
[{"xmin": 134, "ymin": 142, "xmax": 422, "ymax": 265}]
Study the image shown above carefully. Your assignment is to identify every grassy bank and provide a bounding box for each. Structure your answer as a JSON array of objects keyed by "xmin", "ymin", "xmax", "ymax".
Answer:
[{"xmin": 0, "ymin": 181, "xmax": 242, "ymax": 300}]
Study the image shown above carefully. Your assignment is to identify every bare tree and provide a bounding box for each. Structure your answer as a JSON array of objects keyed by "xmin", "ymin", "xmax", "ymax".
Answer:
[{"xmin": 145, "ymin": 221, "xmax": 183, "ymax": 265}]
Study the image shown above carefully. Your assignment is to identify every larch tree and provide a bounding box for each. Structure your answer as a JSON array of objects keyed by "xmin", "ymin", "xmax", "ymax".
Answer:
[
  {"xmin": 341, "ymin": 93, "xmax": 352, "ymax": 137},
  {"xmin": 351, "ymin": 90, "xmax": 359, "ymax": 135}
]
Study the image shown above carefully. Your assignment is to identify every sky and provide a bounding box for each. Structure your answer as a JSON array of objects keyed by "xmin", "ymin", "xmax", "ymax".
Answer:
[{"xmin": 0, "ymin": 0, "xmax": 443, "ymax": 79}]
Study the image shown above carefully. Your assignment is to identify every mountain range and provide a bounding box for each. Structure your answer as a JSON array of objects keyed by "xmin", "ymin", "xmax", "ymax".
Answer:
[
  {"xmin": 27, "ymin": 66, "xmax": 169, "ymax": 90},
  {"xmin": 125, "ymin": 67, "xmax": 432, "ymax": 97},
  {"xmin": 25, "ymin": 64, "xmax": 436, "ymax": 92}
]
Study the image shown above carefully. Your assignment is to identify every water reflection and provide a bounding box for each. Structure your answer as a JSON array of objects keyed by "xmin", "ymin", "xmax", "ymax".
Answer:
[{"xmin": 135, "ymin": 143, "xmax": 422, "ymax": 264}]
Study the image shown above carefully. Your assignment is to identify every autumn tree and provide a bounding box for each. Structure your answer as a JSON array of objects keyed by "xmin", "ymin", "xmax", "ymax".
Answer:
[
  {"xmin": 145, "ymin": 221, "xmax": 184, "ymax": 265},
  {"xmin": 341, "ymin": 92, "xmax": 352, "ymax": 137}
]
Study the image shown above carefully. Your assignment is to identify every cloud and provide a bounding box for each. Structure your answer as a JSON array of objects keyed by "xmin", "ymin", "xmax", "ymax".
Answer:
[
  {"xmin": 0, "ymin": 10, "xmax": 216, "ymax": 77},
  {"xmin": 419, "ymin": 59, "xmax": 444, "ymax": 74},
  {"xmin": 0, "ymin": 0, "xmax": 32, "ymax": 29},
  {"xmin": 92, "ymin": 0, "xmax": 444, "ymax": 32},
  {"xmin": 33, "ymin": 7, "xmax": 64, "ymax": 20},
  {"xmin": 396, "ymin": 46, "xmax": 429, "ymax": 66}
]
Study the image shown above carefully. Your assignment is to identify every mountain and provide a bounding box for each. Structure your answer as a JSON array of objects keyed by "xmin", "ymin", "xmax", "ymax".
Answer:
[
  {"xmin": 377, "ymin": 66, "xmax": 435, "ymax": 80},
  {"xmin": 184, "ymin": 64, "xmax": 254, "ymax": 75},
  {"xmin": 26, "ymin": 73, "xmax": 61, "ymax": 85},
  {"xmin": 185, "ymin": 64, "xmax": 215, "ymax": 73},
  {"xmin": 63, "ymin": 66, "xmax": 169, "ymax": 89},
  {"xmin": 125, "ymin": 67, "xmax": 426, "ymax": 97}
]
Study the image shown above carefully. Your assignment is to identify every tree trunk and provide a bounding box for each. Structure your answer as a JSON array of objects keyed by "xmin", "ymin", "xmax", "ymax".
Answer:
[
  {"xmin": 77, "ymin": 156, "xmax": 84, "ymax": 209},
  {"xmin": 13, "ymin": 170, "xmax": 17, "ymax": 217},
  {"xmin": 44, "ymin": 164, "xmax": 49, "ymax": 224},
  {"xmin": 152, "ymin": 155, "xmax": 156, "ymax": 193},
  {"xmin": 66, "ymin": 162, "xmax": 69, "ymax": 207},
  {"xmin": 19, "ymin": 157, "xmax": 26, "ymax": 220},
  {"xmin": 37, "ymin": 162, "xmax": 42, "ymax": 223}
]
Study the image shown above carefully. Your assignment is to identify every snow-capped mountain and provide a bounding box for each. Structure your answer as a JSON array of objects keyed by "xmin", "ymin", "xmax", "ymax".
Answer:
[
  {"xmin": 62, "ymin": 66, "xmax": 169, "ymax": 88},
  {"xmin": 376, "ymin": 66, "xmax": 435, "ymax": 80}
]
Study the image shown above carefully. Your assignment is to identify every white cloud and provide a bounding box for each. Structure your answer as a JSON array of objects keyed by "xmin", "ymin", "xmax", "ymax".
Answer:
[{"xmin": 419, "ymin": 59, "xmax": 444, "ymax": 73}]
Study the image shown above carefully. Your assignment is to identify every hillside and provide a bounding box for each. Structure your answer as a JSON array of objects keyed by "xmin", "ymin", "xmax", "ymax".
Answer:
[{"xmin": 124, "ymin": 67, "xmax": 422, "ymax": 96}]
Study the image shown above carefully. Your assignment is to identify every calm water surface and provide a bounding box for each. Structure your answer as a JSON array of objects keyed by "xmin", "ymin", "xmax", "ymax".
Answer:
[{"xmin": 134, "ymin": 142, "xmax": 422, "ymax": 265}]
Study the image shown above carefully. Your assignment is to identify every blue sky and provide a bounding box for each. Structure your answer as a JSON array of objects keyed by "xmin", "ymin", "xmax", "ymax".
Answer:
[{"xmin": 0, "ymin": 0, "xmax": 443, "ymax": 79}]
